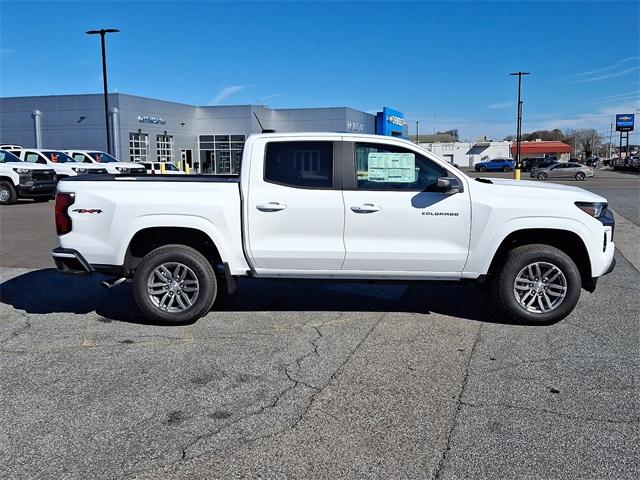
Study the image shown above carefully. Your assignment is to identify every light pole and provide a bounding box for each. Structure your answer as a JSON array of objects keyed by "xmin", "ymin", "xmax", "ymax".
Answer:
[
  {"xmin": 86, "ymin": 28, "xmax": 119, "ymax": 155},
  {"xmin": 510, "ymin": 71, "xmax": 530, "ymax": 180},
  {"xmin": 416, "ymin": 121, "xmax": 420, "ymax": 143}
]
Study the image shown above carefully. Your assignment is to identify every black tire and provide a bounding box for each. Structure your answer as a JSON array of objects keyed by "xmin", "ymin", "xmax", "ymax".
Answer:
[
  {"xmin": 479, "ymin": 166, "xmax": 487, "ymax": 172},
  {"xmin": 0, "ymin": 181, "xmax": 17, "ymax": 205},
  {"xmin": 491, "ymin": 244, "xmax": 581, "ymax": 325},
  {"xmin": 575, "ymin": 172, "xmax": 586, "ymax": 181},
  {"xmin": 133, "ymin": 244, "xmax": 217, "ymax": 324},
  {"xmin": 502, "ymin": 166, "xmax": 510, "ymax": 172},
  {"xmin": 537, "ymin": 172, "xmax": 548, "ymax": 180}
]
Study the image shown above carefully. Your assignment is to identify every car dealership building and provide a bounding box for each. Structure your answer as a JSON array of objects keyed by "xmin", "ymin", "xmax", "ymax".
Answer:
[{"xmin": 0, "ymin": 93, "xmax": 407, "ymax": 175}]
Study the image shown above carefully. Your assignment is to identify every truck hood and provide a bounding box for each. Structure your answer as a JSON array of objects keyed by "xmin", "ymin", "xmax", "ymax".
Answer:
[{"xmin": 478, "ymin": 178, "xmax": 606, "ymax": 203}]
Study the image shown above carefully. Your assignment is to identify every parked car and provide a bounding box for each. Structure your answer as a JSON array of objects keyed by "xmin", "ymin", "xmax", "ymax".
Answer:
[
  {"xmin": 522, "ymin": 157, "xmax": 555, "ymax": 172},
  {"xmin": 532, "ymin": 162, "xmax": 594, "ymax": 181},
  {"xmin": 7, "ymin": 149, "xmax": 109, "ymax": 179},
  {"xmin": 0, "ymin": 149, "xmax": 57, "ymax": 205},
  {"xmin": 0, "ymin": 144, "xmax": 23, "ymax": 150},
  {"xmin": 474, "ymin": 158, "xmax": 514, "ymax": 172},
  {"xmin": 65, "ymin": 150, "xmax": 147, "ymax": 175},
  {"xmin": 140, "ymin": 162, "xmax": 185, "ymax": 175},
  {"xmin": 585, "ymin": 157, "xmax": 599, "ymax": 168},
  {"xmin": 52, "ymin": 133, "xmax": 615, "ymax": 326}
]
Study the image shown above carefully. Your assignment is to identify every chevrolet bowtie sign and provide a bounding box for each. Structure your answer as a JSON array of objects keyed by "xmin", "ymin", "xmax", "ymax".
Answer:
[
  {"xmin": 616, "ymin": 114, "xmax": 634, "ymax": 132},
  {"xmin": 138, "ymin": 115, "xmax": 167, "ymax": 125}
]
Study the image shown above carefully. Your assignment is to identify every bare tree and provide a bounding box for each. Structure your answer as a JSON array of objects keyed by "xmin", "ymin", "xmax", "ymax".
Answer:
[{"xmin": 564, "ymin": 128, "xmax": 601, "ymax": 158}]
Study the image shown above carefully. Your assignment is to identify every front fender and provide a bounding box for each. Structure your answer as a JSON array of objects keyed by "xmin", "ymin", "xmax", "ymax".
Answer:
[{"xmin": 465, "ymin": 216, "xmax": 595, "ymax": 276}]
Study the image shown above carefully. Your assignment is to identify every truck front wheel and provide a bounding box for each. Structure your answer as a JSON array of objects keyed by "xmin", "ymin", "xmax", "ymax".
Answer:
[
  {"xmin": 0, "ymin": 181, "xmax": 17, "ymax": 205},
  {"xmin": 492, "ymin": 244, "xmax": 581, "ymax": 324},
  {"xmin": 133, "ymin": 244, "xmax": 217, "ymax": 324}
]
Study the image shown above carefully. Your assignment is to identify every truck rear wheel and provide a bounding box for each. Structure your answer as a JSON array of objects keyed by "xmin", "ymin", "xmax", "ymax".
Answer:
[
  {"xmin": 492, "ymin": 244, "xmax": 581, "ymax": 324},
  {"xmin": 133, "ymin": 244, "xmax": 217, "ymax": 324},
  {"xmin": 0, "ymin": 181, "xmax": 17, "ymax": 205}
]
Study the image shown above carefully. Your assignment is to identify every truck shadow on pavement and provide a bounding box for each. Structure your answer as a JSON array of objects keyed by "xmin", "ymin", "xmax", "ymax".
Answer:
[{"xmin": 1, "ymin": 268, "xmax": 518, "ymax": 326}]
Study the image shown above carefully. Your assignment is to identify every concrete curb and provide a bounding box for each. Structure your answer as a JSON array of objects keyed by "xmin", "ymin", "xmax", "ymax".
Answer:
[{"xmin": 611, "ymin": 209, "xmax": 640, "ymax": 271}]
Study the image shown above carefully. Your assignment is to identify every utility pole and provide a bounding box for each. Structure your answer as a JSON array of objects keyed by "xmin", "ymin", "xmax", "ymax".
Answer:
[
  {"xmin": 416, "ymin": 121, "xmax": 419, "ymax": 144},
  {"xmin": 608, "ymin": 121, "xmax": 613, "ymax": 160},
  {"xmin": 86, "ymin": 28, "xmax": 120, "ymax": 155},
  {"xmin": 510, "ymin": 71, "xmax": 530, "ymax": 180}
]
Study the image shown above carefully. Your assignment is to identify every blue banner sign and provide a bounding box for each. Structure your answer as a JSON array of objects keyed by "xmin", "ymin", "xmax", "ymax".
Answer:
[{"xmin": 616, "ymin": 114, "xmax": 634, "ymax": 132}]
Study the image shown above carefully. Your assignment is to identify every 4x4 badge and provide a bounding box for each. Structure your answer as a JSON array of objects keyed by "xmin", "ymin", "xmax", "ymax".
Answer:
[{"xmin": 72, "ymin": 209, "xmax": 103, "ymax": 214}]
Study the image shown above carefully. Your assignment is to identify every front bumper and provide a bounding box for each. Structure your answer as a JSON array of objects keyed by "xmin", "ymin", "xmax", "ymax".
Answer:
[
  {"xmin": 52, "ymin": 247, "xmax": 94, "ymax": 274},
  {"xmin": 17, "ymin": 181, "xmax": 57, "ymax": 197}
]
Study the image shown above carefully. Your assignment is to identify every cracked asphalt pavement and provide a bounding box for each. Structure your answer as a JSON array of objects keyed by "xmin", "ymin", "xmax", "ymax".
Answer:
[{"xmin": 0, "ymin": 171, "xmax": 638, "ymax": 479}]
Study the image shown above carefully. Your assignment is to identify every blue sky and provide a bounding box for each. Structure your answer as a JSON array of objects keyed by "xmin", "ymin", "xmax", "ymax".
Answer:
[{"xmin": 1, "ymin": 0, "xmax": 639, "ymax": 140}]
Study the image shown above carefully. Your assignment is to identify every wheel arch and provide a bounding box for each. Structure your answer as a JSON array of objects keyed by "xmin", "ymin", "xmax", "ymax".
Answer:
[
  {"xmin": 486, "ymin": 228, "xmax": 592, "ymax": 289},
  {"xmin": 123, "ymin": 226, "xmax": 222, "ymax": 275}
]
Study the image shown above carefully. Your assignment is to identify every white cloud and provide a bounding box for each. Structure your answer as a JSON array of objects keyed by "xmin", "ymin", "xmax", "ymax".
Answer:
[
  {"xmin": 587, "ymin": 91, "xmax": 640, "ymax": 104},
  {"xmin": 569, "ymin": 65, "xmax": 640, "ymax": 84},
  {"xmin": 551, "ymin": 56, "xmax": 640, "ymax": 84},
  {"xmin": 210, "ymin": 85, "xmax": 249, "ymax": 105},
  {"xmin": 486, "ymin": 101, "xmax": 515, "ymax": 110},
  {"xmin": 258, "ymin": 93, "xmax": 286, "ymax": 103},
  {"xmin": 534, "ymin": 101, "xmax": 640, "ymax": 132},
  {"xmin": 0, "ymin": 48, "xmax": 15, "ymax": 55}
]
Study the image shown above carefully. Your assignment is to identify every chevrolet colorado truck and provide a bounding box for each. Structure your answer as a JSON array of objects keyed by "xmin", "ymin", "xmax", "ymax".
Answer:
[
  {"xmin": 0, "ymin": 149, "xmax": 57, "ymax": 204},
  {"xmin": 52, "ymin": 133, "xmax": 616, "ymax": 325}
]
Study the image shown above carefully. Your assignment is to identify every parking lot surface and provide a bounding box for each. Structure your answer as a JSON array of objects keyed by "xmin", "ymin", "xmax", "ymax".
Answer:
[{"xmin": 1, "ymin": 170, "xmax": 638, "ymax": 479}]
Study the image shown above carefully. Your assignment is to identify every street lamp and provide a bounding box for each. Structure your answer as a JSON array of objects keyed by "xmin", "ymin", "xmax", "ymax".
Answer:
[
  {"xmin": 510, "ymin": 71, "xmax": 530, "ymax": 180},
  {"xmin": 86, "ymin": 28, "xmax": 119, "ymax": 155}
]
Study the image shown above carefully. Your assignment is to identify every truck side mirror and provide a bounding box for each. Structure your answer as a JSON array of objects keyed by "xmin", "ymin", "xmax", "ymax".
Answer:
[{"xmin": 437, "ymin": 176, "xmax": 462, "ymax": 194}]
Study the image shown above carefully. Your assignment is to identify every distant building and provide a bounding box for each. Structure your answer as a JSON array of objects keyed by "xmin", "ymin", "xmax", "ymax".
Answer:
[
  {"xmin": 0, "ymin": 93, "xmax": 407, "ymax": 175},
  {"xmin": 419, "ymin": 140, "xmax": 511, "ymax": 167},
  {"xmin": 512, "ymin": 140, "xmax": 571, "ymax": 161}
]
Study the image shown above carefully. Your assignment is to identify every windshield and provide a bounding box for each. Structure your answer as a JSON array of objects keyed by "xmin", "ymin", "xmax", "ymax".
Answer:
[
  {"xmin": 42, "ymin": 151, "xmax": 76, "ymax": 163},
  {"xmin": 89, "ymin": 151, "xmax": 118, "ymax": 163},
  {"xmin": 0, "ymin": 150, "xmax": 23, "ymax": 163},
  {"xmin": 164, "ymin": 163, "xmax": 178, "ymax": 171}
]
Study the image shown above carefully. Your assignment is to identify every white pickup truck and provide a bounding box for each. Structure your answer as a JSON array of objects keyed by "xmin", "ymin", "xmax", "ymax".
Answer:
[
  {"xmin": 52, "ymin": 133, "xmax": 615, "ymax": 325},
  {"xmin": 0, "ymin": 149, "xmax": 57, "ymax": 204}
]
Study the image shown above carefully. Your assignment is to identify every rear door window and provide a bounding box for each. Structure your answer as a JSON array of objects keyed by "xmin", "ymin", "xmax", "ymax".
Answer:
[{"xmin": 264, "ymin": 141, "xmax": 334, "ymax": 188}]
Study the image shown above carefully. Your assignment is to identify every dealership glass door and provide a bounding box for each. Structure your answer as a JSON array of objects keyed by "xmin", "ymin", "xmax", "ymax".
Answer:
[{"xmin": 198, "ymin": 134, "xmax": 245, "ymax": 175}]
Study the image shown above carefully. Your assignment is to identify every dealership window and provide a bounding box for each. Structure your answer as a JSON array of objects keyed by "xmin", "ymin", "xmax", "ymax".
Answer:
[
  {"xmin": 198, "ymin": 134, "xmax": 245, "ymax": 175},
  {"xmin": 354, "ymin": 143, "xmax": 444, "ymax": 191},
  {"xmin": 156, "ymin": 134, "xmax": 174, "ymax": 163},
  {"xmin": 264, "ymin": 141, "xmax": 333, "ymax": 188},
  {"xmin": 129, "ymin": 132, "xmax": 149, "ymax": 162}
]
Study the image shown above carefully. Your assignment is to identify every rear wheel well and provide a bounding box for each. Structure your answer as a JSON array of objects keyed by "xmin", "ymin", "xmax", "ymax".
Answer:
[
  {"xmin": 124, "ymin": 227, "xmax": 222, "ymax": 275},
  {"xmin": 488, "ymin": 229, "xmax": 591, "ymax": 287}
]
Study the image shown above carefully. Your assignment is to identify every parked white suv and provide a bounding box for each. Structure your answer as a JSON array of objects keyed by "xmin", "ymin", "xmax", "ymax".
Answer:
[
  {"xmin": 8, "ymin": 149, "xmax": 109, "ymax": 179},
  {"xmin": 0, "ymin": 149, "xmax": 57, "ymax": 204},
  {"xmin": 65, "ymin": 150, "xmax": 147, "ymax": 175},
  {"xmin": 52, "ymin": 133, "xmax": 615, "ymax": 325}
]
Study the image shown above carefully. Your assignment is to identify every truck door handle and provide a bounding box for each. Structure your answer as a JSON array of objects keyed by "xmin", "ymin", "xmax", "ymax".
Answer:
[
  {"xmin": 256, "ymin": 202, "xmax": 287, "ymax": 212},
  {"xmin": 350, "ymin": 203, "xmax": 381, "ymax": 213}
]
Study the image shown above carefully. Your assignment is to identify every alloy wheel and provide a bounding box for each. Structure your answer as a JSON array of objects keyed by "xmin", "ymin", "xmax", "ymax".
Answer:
[
  {"xmin": 146, "ymin": 262, "xmax": 200, "ymax": 313},
  {"xmin": 0, "ymin": 185, "xmax": 9, "ymax": 203},
  {"xmin": 513, "ymin": 261, "xmax": 567, "ymax": 313}
]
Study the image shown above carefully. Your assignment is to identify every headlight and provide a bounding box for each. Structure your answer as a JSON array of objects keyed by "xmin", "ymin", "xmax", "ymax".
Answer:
[
  {"xmin": 72, "ymin": 167, "xmax": 87, "ymax": 173},
  {"xmin": 115, "ymin": 166, "xmax": 130, "ymax": 173},
  {"xmin": 575, "ymin": 201, "xmax": 607, "ymax": 218},
  {"xmin": 13, "ymin": 168, "xmax": 31, "ymax": 174}
]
